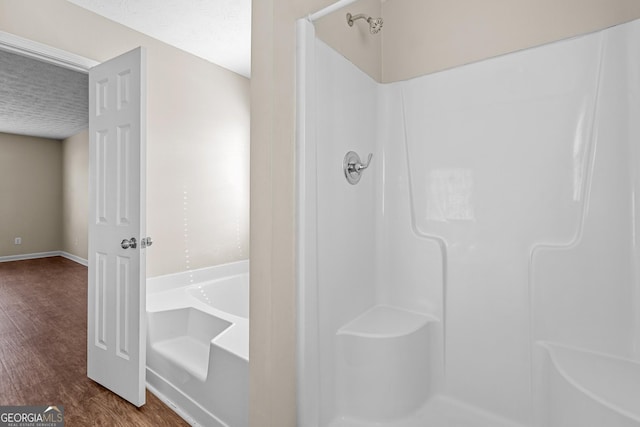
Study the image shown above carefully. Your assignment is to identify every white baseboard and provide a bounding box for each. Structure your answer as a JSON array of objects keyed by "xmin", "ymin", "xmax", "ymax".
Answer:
[
  {"xmin": 0, "ymin": 252, "xmax": 245, "ymax": 277},
  {"xmin": 0, "ymin": 250, "xmax": 88, "ymax": 266},
  {"xmin": 59, "ymin": 251, "xmax": 88, "ymax": 266},
  {"xmin": 0, "ymin": 251, "xmax": 60, "ymax": 263}
]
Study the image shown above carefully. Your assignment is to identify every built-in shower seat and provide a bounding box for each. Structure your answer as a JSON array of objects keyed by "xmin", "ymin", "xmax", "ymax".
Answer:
[{"xmin": 336, "ymin": 305, "xmax": 438, "ymax": 420}]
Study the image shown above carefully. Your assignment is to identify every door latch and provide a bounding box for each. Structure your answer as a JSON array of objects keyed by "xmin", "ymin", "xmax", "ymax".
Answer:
[{"xmin": 141, "ymin": 237, "xmax": 153, "ymax": 248}]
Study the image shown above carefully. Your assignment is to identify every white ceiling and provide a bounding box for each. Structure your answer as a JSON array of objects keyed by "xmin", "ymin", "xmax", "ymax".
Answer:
[
  {"xmin": 0, "ymin": 49, "xmax": 88, "ymax": 140},
  {"xmin": 66, "ymin": 0, "xmax": 252, "ymax": 78}
]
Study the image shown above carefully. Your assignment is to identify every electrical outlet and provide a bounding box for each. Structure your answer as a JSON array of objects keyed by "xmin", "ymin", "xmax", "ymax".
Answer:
[{"xmin": 14, "ymin": 237, "xmax": 22, "ymax": 245}]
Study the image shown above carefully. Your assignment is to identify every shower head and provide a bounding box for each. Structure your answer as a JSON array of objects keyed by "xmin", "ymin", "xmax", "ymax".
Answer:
[
  {"xmin": 368, "ymin": 17, "xmax": 383, "ymax": 34},
  {"xmin": 346, "ymin": 13, "xmax": 383, "ymax": 34}
]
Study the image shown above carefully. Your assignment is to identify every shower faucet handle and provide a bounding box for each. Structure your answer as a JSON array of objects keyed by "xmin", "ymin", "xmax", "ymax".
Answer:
[
  {"xmin": 355, "ymin": 153, "xmax": 373, "ymax": 172},
  {"xmin": 344, "ymin": 151, "xmax": 373, "ymax": 185}
]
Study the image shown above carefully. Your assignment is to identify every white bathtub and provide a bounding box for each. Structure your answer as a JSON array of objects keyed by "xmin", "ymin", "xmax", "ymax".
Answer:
[
  {"xmin": 540, "ymin": 342, "xmax": 640, "ymax": 427},
  {"xmin": 188, "ymin": 274, "xmax": 249, "ymax": 319},
  {"xmin": 146, "ymin": 260, "xmax": 249, "ymax": 427}
]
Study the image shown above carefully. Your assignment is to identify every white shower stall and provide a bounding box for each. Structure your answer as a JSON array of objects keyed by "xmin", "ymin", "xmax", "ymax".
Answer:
[{"xmin": 297, "ymin": 14, "xmax": 640, "ymax": 427}]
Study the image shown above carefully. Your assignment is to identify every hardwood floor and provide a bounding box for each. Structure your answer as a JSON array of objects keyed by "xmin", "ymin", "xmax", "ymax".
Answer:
[{"xmin": 0, "ymin": 257, "xmax": 189, "ymax": 426}]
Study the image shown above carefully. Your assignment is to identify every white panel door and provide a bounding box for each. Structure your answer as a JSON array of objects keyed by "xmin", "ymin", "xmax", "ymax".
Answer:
[{"xmin": 87, "ymin": 47, "xmax": 147, "ymax": 407}]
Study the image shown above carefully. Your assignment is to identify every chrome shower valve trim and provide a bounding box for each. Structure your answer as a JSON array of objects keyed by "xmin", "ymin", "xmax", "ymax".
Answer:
[{"xmin": 344, "ymin": 151, "xmax": 373, "ymax": 185}]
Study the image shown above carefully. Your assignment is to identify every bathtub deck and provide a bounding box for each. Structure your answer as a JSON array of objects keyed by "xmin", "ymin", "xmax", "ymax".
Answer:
[
  {"xmin": 146, "ymin": 264, "xmax": 250, "ymax": 427},
  {"xmin": 329, "ymin": 395, "xmax": 526, "ymax": 427}
]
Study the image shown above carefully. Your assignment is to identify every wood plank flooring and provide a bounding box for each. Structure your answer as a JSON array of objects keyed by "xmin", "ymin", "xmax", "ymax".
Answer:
[{"xmin": 0, "ymin": 257, "xmax": 189, "ymax": 426}]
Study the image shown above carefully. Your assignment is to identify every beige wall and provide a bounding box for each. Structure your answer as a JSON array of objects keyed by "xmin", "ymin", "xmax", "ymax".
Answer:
[
  {"xmin": 251, "ymin": 1, "xmax": 640, "ymax": 426},
  {"xmin": 0, "ymin": 132, "xmax": 62, "ymax": 256},
  {"xmin": 382, "ymin": 0, "xmax": 640, "ymax": 82},
  {"xmin": 315, "ymin": 0, "xmax": 640, "ymax": 83},
  {"xmin": 61, "ymin": 130, "xmax": 88, "ymax": 260},
  {"xmin": 0, "ymin": 0, "xmax": 250, "ymax": 277},
  {"xmin": 314, "ymin": 0, "xmax": 382, "ymax": 81}
]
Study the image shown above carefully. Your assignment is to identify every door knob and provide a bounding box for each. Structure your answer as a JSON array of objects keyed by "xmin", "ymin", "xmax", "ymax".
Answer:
[{"xmin": 121, "ymin": 237, "xmax": 137, "ymax": 249}]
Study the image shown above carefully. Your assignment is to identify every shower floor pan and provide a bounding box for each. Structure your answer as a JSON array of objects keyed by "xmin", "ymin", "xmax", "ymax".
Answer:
[
  {"xmin": 329, "ymin": 395, "xmax": 525, "ymax": 427},
  {"xmin": 330, "ymin": 306, "xmax": 525, "ymax": 427}
]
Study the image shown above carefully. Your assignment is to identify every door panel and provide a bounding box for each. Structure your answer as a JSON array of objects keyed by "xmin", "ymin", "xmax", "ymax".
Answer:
[{"xmin": 87, "ymin": 47, "xmax": 146, "ymax": 407}]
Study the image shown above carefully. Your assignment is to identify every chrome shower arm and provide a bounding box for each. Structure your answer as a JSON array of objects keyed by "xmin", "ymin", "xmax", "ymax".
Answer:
[{"xmin": 346, "ymin": 13, "xmax": 368, "ymax": 26}]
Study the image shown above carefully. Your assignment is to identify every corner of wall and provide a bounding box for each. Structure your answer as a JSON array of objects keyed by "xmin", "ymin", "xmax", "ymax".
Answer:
[
  {"xmin": 61, "ymin": 129, "xmax": 89, "ymax": 261},
  {"xmin": 314, "ymin": 0, "xmax": 383, "ymax": 82},
  {"xmin": 0, "ymin": 132, "xmax": 63, "ymax": 256}
]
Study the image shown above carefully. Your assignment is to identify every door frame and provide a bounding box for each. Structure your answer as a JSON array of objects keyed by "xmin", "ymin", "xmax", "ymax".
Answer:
[
  {"xmin": 0, "ymin": 30, "xmax": 99, "ymax": 73},
  {"xmin": 0, "ymin": 30, "xmax": 148, "ymax": 402},
  {"xmin": 0, "ymin": 31, "xmax": 99, "ymax": 268}
]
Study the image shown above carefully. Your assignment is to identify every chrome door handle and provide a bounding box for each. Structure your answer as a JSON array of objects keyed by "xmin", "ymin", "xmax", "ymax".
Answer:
[
  {"xmin": 121, "ymin": 237, "xmax": 137, "ymax": 249},
  {"xmin": 141, "ymin": 237, "xmax": 153, "ymax": 248}
]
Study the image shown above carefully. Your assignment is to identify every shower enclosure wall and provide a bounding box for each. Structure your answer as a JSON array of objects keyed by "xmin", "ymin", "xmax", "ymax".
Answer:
[{"xmin": 297, "ymin": 16, "xmax": 640, "ymax": 427}]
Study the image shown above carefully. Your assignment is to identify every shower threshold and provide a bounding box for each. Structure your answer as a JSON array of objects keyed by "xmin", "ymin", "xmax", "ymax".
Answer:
[{"xmin": 328, "ymin": 395, "xmax": 526, "ymax": 427}]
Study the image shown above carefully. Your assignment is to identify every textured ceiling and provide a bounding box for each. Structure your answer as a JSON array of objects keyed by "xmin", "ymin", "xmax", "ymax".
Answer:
[
  {"xmin": 0, "ymin": 49, "xmax": 88, "ymax": 140},
  {"xmin": 0, "ymin": 0, "xmax": 251, "ymax": 141},
  {"xmin": 66, "ymin": 0, "xmax": 252, "ymax": 77}
]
